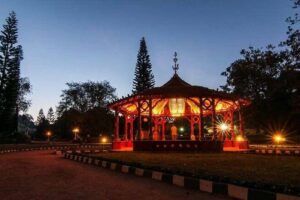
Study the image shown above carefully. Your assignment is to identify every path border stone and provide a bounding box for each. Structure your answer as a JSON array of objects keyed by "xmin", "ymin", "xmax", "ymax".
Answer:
[{"xmin": 63, "ymin": 152, "xmax": 300, "ymax": 200}]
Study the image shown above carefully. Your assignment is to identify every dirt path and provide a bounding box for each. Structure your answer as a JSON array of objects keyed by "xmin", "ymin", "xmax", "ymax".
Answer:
[{"xmin": 0, "ymin": 151, "xmax": 229, "ymax": 200}]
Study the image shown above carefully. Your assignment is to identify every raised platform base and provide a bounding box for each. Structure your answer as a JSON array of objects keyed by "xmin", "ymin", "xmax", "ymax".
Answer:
[
  {"xmin": 223, "ymin": 140, "xmax": 249, "ymax": 150},
  {"xmin": 112, "ymin": 140, "xmax": 249, "ymax": 152},
  {"xmin": 112, "ymin": 141, "xmax": 133, "ymax": 151},
  {"xmin": 133, "ymin": 140, "xmax": 223, "ymax": 152}
]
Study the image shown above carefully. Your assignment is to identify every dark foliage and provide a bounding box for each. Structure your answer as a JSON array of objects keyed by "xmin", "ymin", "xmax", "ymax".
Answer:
[
  {"xmin": 0, "ymin": 11, "xmax": 23, "ymax": 137},
  {"xmin": 221, "ymin": 1, "xmax": 300, "ymax": 135},
  {"xmin": 132, "ymin": 37, "xmax": 155, "ymax": 94},
  {"xmin": 47, "ymin": 107, "xmax": 55, "ymax": 125},
  {"xmin": 0, "ymin": 12, "xmax": 31, "ymax": 142},
  {"xmin": 34, "ymin": 109, "xmax": 49, "ymax": 140},
  {"xmin": 57, "ymin": 81, "xmax": 116, "ymax": 116},
  {"xmin": 53, "ymin": 81, "xmax": 116, "ymax": 140}
]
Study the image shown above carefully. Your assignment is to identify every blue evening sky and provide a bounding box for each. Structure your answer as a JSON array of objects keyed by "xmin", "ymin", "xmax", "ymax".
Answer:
[{"xmin": 0, "ymin": 0, "xmax": 294, "ymax": 119}]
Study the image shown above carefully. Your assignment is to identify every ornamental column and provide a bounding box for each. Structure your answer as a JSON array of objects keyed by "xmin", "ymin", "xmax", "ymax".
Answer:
[
  {"xmin": 149, "ymin": 99, "xmax": 153, "ymax": 139},
  {"xmin": 130, "ymin": 117, "xmax": 134, "ymax": 141},
  {"xmin": 230, "ymin": 111, "xmax": 235, "ymax": 140},
  {"xmin": 161, "ymin": 118, "xmax": 166, "ymax": 140},
  {"xmin": 137, "ymin": 101, "xmax": 142, "ymax": 140},
  {"xmin": 239, "ymin": 109, "xmax": 245, "ymax": 137},
  {"xmin": 198, "ymin": 98, "xmax": 204, "ymax": 141},
  {"xmin": 211, "ymin": 98, "xmax": 217, "ymax": 140},
  {"xmin": 114, "ymin": 109, "xmax": 120, "ymax": 141},
  {"xmin": 190, "ymin": 118, "xmax": 195, "ymax": 140},
  {"xmin": 124, "ymin": 115, "xmax": 128, "ymax": 141}
]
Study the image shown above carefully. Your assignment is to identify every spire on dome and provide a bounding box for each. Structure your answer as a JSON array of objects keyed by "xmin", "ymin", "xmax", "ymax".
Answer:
[{"xmin": 172, "ymin": 52, "xmax": 179, "ymax": 74}]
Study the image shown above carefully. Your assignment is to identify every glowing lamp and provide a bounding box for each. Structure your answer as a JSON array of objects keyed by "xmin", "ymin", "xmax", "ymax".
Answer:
[
  {"xmin": 273, "ymin": 134, "xmax": 285, "ymax": 144},
  {"xmin": 219, "ymin": 123, "xmax": 229, "ymax": 132},
  {"xmin": 169, "ymin": 98, "xmax": 185, "ymax": 117},
  {"xmin": 46, "ymin": 131, "xmax": 51, "ymax": 136},
  {"xmin": 236, "ymin": 135, "xmax": 244, "ymax": 142},
  {"xmin": 101, "ymin": 137, "xmax": 107, "ymax": 143},
  {"xmin": 73, "ymin": 128, "xmax": 80, "ymax": 133},
  {"xmin": 179, "ymin": 127, "xmax": 184, "ymax": 132}
]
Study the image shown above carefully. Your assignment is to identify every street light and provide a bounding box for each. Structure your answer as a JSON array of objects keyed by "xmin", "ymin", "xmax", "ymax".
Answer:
[
  {"xmin": 218, "ymin": 123, "xmax": 229, "ymax": 132},
  {"xmin": 101, "ymin": 137, "xmax": 107, "ymax": 151},
  {"xmin": 46, "ymin": 131, "xmax": 52, "ymax": 143},
  {"xmin": 72, "ymin": 127, "xmax": 80, "ymax": 140},
  {"xmin": 273, "ymin": 133, "xmax": 285, "ymax": 145},
  {"xmin": 179, "ymin": 127, "xmax": 184, "ymax": 132},
  {"xmin": 101, "ymin": 137, "xmax": 107, "ymax": 143},
  {"xmin": 236, "ymin": 135, "xmax": 244, "ymax": 142}
]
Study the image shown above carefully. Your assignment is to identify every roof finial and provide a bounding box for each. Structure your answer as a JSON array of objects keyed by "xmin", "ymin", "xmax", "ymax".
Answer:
[{"xmin": 172, "ymin": 52, "xmax": 179, "ymax": 74}]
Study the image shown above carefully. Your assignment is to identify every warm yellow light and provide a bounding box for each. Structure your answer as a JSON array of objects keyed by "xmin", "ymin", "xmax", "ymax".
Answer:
[
  {"xmin": 101, "ymin": 137, "xmax": 107, "ymax": 143},
  {"xmin": 219, "ymin": 123, "xmax": 229, "ymax": 132},
  {"xmin": 273, "ymin": 134, "xmax": 285, "ymax": 144},
  {"xmin": 73, "ymin": 128, "xmax": 80, "ymax": 133},
  {"xmin": 179, "ymin": 127, "xmax": 184, "ymax": 132},
  {"xmin": 236, "ymin": 135, "xmax": 244, "ymax": 142},
  {"xmin": 169, "ymin": 98, "xmax": 185, "ymax": 117},
  {"xmin": 46, "ymin": 131, "xmax": 51, "ymax": 136}
]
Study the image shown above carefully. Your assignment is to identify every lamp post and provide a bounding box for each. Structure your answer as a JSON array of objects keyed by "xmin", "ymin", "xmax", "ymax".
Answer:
[
  {"xmin": 46, "ymin": 131, "xmax": 51, "ymax": 143},
  {"xmin": 101, "ymin": 137, "xmax": 107, "ymax": 151},
  {"xmin": 72, "ymin": 128, "xmax": 80, "ymax": 141},
  {"xmin": 273, "ymin": 133, "xmax": 285, "ymax": 145}
]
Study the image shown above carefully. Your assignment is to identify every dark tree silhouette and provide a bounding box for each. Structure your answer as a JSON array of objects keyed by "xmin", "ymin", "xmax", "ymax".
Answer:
[
  {"xmin": 47, "ymin": 107, "xmax": 55, "ymax": 125},
  {"xmin": 221, "ymin": 0, "xmax": 300, "ymax": 136},
  {"xmin": 35, "ymin": 109, "xmax": 49, "ymax": 140},
  {"xmin": 53, "ymin": 81, "xmax": 116, "ymax": 139},
  {"xmin": 57, "ymin": 81, "xmax": 116, "ymax": 115},
  {"xmin": 0, "ymin": 11, "xmax": 24, "ymax": 137},
  {"xmin": 132, "ymin": 37, "xmax": 155, "ymax": 94}
]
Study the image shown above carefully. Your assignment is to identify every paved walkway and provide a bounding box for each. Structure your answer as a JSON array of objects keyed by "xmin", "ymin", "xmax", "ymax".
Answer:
[{"xmin": 0, "ymin": 151, "xmax": 229, "ymax": 200}]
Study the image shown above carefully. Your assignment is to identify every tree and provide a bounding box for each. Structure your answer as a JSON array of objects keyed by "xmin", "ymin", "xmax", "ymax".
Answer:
[
  {"xmin": 17, "ymin": 77, "xmax": 31, "ymax": 113},
  {"xmin": 132, "ymin": 37, "xmax": 155, "ymax": 94},
  {"xmin": 221, "ymin": 46, "xmax": 287, "ymax": 132},
  {"xmin": 35, "ymin": 109, "xmax": 49, "ymax": 139},
  {"xmin": 221, "ymin": 0, "xmax": 300, "ymax": 135},
  {"xmin": 54, "ymin": 81, "xmax": 116, "ymax": 139},
  {"xmin": 36, "ymin": 109, "xmax": 45, "ymax": 125},
  {"xmin": 57, "ymin": 81, "xmax": 116, "ymax": 115},
  {"xmin": 0, "ymin": 11, "xmax": 23, "ymax": 136},
  {"xmin": 47, "ymin": 107, "xmax": 55, "ymax": 124},
  {"xmin": 221, "ymin": 46, "xmax": 284, "ymax": 100}
]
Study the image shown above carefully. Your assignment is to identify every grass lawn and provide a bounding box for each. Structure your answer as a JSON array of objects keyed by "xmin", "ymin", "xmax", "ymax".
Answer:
[{"xmin": 92, "ymin": 152, "xmax": 300, "ymax": 188}]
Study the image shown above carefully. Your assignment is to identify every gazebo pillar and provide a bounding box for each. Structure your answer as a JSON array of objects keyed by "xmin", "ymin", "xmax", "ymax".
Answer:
[
  {"xmin": 230, "ymin": 111, "xmax": 235, "ymax": 140},
  {"xmin": 162, "ymin": 118, "xmax": 166, "ymax": 140},
  {"xmin": 114, "ymin": 110, "xmax": 120, "ymax": 141},
  {"xmin": 138, "ymin": 101, "xmax": 142, "ymax": 140},
  {"xmin": 190, "ymin": 118, "xmax": 195, "ymax": 140},
  {"xmin": 211, "ymin": 98, "xmax": 217, "ymax": 140},
  {"xmin": 239, "ymin": 109, "xmax": 245, "ymax": 136},
  {"xmin": 124, "ymin": 115, "xmax": 128, "ymax": 141},
  {"xmin": 130, "ymin": 117, "xmax": 134, "ymax": 141},
  {"xmin": 198, "ymin": 98, "xmax": 204, "ymax": 141},
  {"xmin": 149, "ymin": 99, "xmax": 153, "ymax": 139}
]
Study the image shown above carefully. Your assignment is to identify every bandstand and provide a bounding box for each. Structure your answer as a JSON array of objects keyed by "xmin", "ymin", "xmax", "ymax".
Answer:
[{"xmin": 108, "ymin": 53, "xmax": 250, "ymax": 151}]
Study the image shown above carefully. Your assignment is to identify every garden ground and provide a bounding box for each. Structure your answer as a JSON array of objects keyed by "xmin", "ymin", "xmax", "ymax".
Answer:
[
  {"xmin": 0, "ymin": 151, "xmax": 228, "ymax": 200},
  {"xmin": 92, "ymin": 152, "xmax": 300, "ymax": 188}
]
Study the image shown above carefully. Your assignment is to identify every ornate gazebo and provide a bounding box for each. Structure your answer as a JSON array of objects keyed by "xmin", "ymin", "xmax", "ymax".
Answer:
[{"xmin": 108, "ymin": 53, "xmax": 250, "ymax": 151}]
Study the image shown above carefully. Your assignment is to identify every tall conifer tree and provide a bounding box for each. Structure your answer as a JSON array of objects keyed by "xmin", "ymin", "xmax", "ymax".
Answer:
[
  {"xmin": 132, "ymin": 37, "xmax": 155, "ymax": 94},
  {"xmin": 0, "ymin": 11, "xmax": 23, "ymax": 136},
  {"xmin": 47, "ymin": 107, "xmax": 55, "ymax": 125},
  {"xmin": 36, "ymin": 109, "xmax": 46, "ymax": 126}
]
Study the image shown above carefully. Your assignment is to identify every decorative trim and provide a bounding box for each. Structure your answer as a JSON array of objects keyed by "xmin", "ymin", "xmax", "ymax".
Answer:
[{"xmin": 64, "ymin": 152, "xmax": 300, "ymax": 200}]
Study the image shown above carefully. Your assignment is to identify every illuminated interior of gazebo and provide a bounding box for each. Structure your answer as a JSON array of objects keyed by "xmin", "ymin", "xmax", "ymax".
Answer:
[{"xmin": 108, "ymin": 53, "xmax": 251, "ymax": 151}]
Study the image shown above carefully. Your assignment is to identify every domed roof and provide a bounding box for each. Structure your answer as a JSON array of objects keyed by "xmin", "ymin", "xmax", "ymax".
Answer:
[{"xmin": 140, "ymin": 73, "xmax": 238, "ymax": 100}]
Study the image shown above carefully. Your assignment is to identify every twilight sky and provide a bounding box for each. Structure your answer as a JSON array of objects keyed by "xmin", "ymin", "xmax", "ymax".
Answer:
[{"xmin": 0, "ymin": 0, "xmax": 295, "ymax": 119}]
